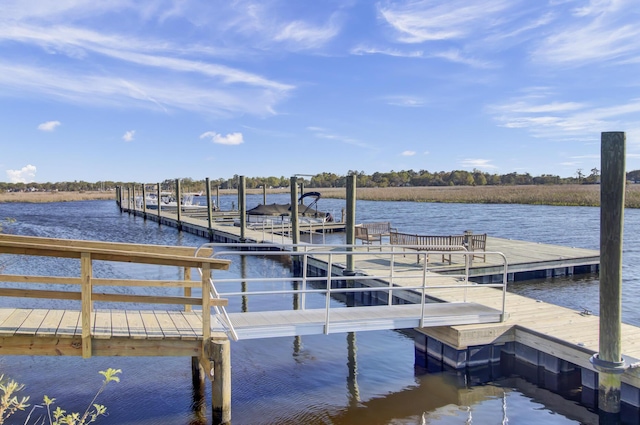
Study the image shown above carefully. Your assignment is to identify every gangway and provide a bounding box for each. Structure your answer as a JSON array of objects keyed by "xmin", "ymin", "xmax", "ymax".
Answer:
[{"xmin": 196, "ymin": 243, "xmax": 508, "ymax": 340}]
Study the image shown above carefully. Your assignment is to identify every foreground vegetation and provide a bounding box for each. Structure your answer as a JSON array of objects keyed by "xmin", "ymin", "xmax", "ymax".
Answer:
[
  {"xmin": 0, "ymin": 368, "xmax": 120, "ymax": 425},
  {"xmin": 3, "ymin": 185, "xmax": 640, "ymax": 208}
]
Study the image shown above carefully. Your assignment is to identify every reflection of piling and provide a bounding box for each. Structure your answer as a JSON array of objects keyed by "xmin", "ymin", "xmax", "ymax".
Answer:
[
  {"xmin": 592, "ymin": 131, "xmax": 626, "ymax": 415},
  {"xmin": 347, "ymin": 332, "xmax": 360, "ymax": 406}
]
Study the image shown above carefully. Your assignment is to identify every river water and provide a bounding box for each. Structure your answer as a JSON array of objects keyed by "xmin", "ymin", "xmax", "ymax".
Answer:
[{"xmin": 1, "ymin": 196, "xmax": 639, "ymax": 425}]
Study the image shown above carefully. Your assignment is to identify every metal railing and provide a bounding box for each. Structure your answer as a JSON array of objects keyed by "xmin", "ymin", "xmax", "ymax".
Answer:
[{"xmin": 195, "ymin": 243, "xmax": 508, "ymax": 341}]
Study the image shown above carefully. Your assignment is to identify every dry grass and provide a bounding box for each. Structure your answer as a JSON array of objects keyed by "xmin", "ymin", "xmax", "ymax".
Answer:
[
  {"xmin": 0, "ymin": 191, "xmax": 116, "ymax": 203},
  {"xmin": 319, "ymin": 185, "xmax": 640, "ymax": 208},
  {"xmin": 4, "ymin": 185, "xmax": 640, "ymax": 208}
]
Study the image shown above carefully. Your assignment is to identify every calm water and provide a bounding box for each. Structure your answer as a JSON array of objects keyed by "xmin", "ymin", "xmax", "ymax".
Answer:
[{"xmin": 1, "ymin": 197, "xmax": 639, "ymax": 424}]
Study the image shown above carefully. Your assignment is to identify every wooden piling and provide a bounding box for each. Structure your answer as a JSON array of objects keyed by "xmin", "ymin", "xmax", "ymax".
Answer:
[
  {"xmin": 176, "ymin": 179, "xmax": 182, "ymax": 229},
  {"xmin": 262, "ymin": 185, "xmax": 267, "ymax": 205},
  {"xmin": 239, "ymin": 176, "xmax": 246, "ymax": 242},
  {"xmin": 141, "ymin": 184, "xmax": 147, "ymax": 217},
  {"xmin": 156, "ymin": 182, "xmax": 162, "ymax": 221},
  {"xmin": 206, "ymin": 178, "xmax": 214, "ymax": 240},
  {"xmin": 290, "ymin": 177, "xmax": 299, "ymax": 246},
  {"xmin": 345, "ymin": 174, "xmax": 356, "ymax": 274},
  {"xmin": 210, "ymin": 338, "xmax": 231, "ymax": 424},
  {"xmin": 594, "ymin": 131, "xmax": 626, "ymax": 414}
]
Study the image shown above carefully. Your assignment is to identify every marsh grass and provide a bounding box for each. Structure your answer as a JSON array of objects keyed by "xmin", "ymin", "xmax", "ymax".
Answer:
[
  {"xmin": 318, "ymin": 185, "xmax": 640, "ymax": 208},
  {"xmin": 4, "ymin": 185, "xmax": 640, "ymax": 208},
  {"xmin": 0, "ymin": 191, "xmax": 115, "ymax": 203}
]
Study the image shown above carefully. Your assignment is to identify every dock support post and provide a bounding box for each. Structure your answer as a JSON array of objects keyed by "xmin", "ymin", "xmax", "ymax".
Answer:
[
  {"xmin": 239, "ymin": 176, "xmax": 246, "ymax": 242},
  {"xmin": 141, "ymin": 184, "xmax": 147, "ymax": 218},
  {"xmin": 132, "ymin": 185, "xmax": 136, "ymax": 212},
  {"xmin": 262, "ymin": 184, "xmax": 267, "ymax": 206},
  {"xmin": 591, "ymin": 131, "xmax": 627, "ymax": 415},
  {"xmin": 344, "ymin": 174, "xmax": 356, "ymax": 275},
  {"xmin": 156, "ymin": 183, "xmax": 161, "ymax": 222},
  {"xmin": 209, "ymin": 338, "xmax": 231, "ymax": 425},
  {"xmin": 290, "ymin": 176, "xmax": 300, "ymax": 246},
  {"xmin": 206, "ymin": 177, "xmax": 214, "ymax": 241},
  {"xmin": 176, "ymin": 179, "xmax": 182, "ymax": 229}
]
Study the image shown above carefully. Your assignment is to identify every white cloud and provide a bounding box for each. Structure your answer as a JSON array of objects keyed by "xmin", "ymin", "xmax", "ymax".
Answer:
[
  {"xmin": 200, "ymin": 131, "xmax": 244, "ymax": 145},
  {"xmin": 6, "ymin": 164, "xmax": 37, "ymax": 183},
  {"xmin": 273, "ymin": 19, "xmax": 340, "ymax": 49},
  {"xmin": 378, "ymin": 0, "xmax": 514, "ymax": 43},
  {"xmin": 38, "ymin": 120, "xmax": 61, "ymax": 131},
  {"xmin": 385, "ymin": 96, "xmax": 425, "ymax": 107},
  {"xmin": 460, "ymin": 159, "xmax": 497, "ymax": 169},
  {"xmin": 123, "ymin": 130, "xmax": 135, "ymax": 142},
  {"xmin": 401, "ymin": 150, "xmax": 416, "ymax": 156},
  {"xmin": 306, "ymin": 126, "xmax": 374, "ymax": 149}
]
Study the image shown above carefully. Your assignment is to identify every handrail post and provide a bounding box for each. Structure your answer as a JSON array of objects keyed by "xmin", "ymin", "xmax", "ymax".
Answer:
[
  {"xmin": 201, "ymin": 263, "xmax": 211, "ymax": 342},
  {"xmin": 81, "ymin": 252, "xmax": 93, "ymax": 358}
]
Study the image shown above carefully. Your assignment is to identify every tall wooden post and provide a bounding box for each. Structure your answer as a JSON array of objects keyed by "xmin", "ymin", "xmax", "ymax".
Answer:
[
  {"xmin": 132, "ymin": 185, "xmax": 136, "ymax": 212},
  {"xmin": 239, "ymin": 176, "xmax": 246, "ymax": 242},
  {"xmin": 210, "ymin": 338, "xmax": 231, "ymax": 424},
  {"xmin": 141, "ymin": 184, "xmax": 147, "ymax": 217},
  {"xmin": 345, "ymin": 174, "xmax": 356, "ymax": 274},
  {"xmin": 262, "ymin": 185, "xmax": 267, "ymax": 205},
  {"xmin": 290, "ymin": 177, "xmax": 299, "ymax": 246},
  {"xmin": 592, "ymin": 131, "xmax": 627, "ymax": 415},
  {"xmin": 176, "ymin": 179, "xmax": 182, "ymax": 228},
  {"xmin": 216, "ymin": 186, "xmax": 220, "ymax": 211},
  {"xmin": 205, "ymin": 178, "xmax": 214, "ymax": 241},
  {"xmin": 126, "ymin": 187, "xmax": 130, "ymax": 210},
  {"xmin": 156, "ymin": 183, "xmax": 162, "ymax": 222}
]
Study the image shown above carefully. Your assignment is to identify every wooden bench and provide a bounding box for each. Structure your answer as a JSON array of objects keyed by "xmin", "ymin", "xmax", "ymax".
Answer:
[
  {"xmin": 355, "ymin": 222, "xmax": 395, "ymax": 248},
  {"xmin": 389, "ymin": 231, "xmax": 487, "ymax": 264}
]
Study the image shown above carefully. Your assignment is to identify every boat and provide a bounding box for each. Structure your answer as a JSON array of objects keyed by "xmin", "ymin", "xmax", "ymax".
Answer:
[
  {"xmin": 244, "ymin": 192, "xmax": 334, "ymax": 225},
  {"xmin": 135, "ymin": 192, "xmax": 213, "ymax": 211}
]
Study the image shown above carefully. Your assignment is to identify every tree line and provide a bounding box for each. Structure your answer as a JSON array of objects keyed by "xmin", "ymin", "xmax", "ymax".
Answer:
[{"xmin": 3, "ymin": 168, "xmax": 639, "ymax": 193}]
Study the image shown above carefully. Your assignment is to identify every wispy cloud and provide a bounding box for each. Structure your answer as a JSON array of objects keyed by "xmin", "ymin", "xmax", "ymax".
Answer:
[
  {"xmin": 488, "ymin": 93, "xmax": 640, "ymax": 140},
  {"xmin": 38, "ymin": 120, "xmax": 61, "ymax": 131},
  {"xmin": 401, "ymin": 150, "xmax": 416, "ymax": 156},
  {"xmin": 122, "ymin": 130, "xmax": 135, "ymax": 142},
  {"xmin": 531, "ymin": 1, "xmax": 640, "ymax": 65},
  {"xmin": 384, "ymin": 95, "xmax": 425, "ymax": 107},
  {"xmin": 273, "ymin": 18, "xmax": 340, "ymax": 49},
  {"xmin": 460, "ymin": 158, "xmax": 497, "ymax": 169},
  {"xmin": 378, "ymin": 0, "xmax": 515, "ymax": 43},
  {"xmin": 200, "ymin": 131, "xmax": 244, "ymax": 145},
  {"xmin": 306, "ymin": 126, "xmax": 373, "ymax": 149},
  {"xmin": 6, "ymin": 164, "xmax": 37, "ymax": 183}
]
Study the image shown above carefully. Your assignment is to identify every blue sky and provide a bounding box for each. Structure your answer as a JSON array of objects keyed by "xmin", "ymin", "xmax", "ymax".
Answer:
[{"xmin": 2, "ymin": 0, "xmax": 640, "ymax": 184}]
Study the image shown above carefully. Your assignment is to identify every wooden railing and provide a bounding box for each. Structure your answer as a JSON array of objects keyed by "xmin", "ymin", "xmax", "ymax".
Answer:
[{"xmin": 0, "ymin": 235, "xmax": 230, "ymax": 358}]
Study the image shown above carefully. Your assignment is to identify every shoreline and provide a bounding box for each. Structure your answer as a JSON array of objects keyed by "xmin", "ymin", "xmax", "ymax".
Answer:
[{"xmin": 2, "ymin": 185, "xmax": 640, "ymax": 208}]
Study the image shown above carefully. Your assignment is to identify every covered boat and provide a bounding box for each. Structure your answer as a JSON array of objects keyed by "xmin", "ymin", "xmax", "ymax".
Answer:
[{"xmin": 245, "ymin": 192, "xmax": 333, "ymax": 223}]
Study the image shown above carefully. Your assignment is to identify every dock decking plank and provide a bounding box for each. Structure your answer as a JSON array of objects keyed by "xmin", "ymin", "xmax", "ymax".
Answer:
[
  {"xmin": 167, "ymin": 311, "xmax": 198, "ymax": 340},
  {"xmin": 140, "ymin": 310, "xmax": 164, "ymax": 339},
  {"xmin": 0, "ymin": 309, "xmax": 32, "ymax": 336},
  {"xmin": 93, "ymin": 309, "xmax": 112, "ymax": 339},
  {"xmin": 16, "ymin": 309, "xmax": 49, "ymax": 335},
  {"xmin": 125, "ymin": 310, "xmax": 147, "ymax": 339},
  {"xmin": 154, "ymin": 311, "xmax": 181, "ymax": 338},
  {"xmin": 36, "ymin": 310, "xmax": 65, "ymax": 337},
  {"xmin": 56, "ymin": 311, "xmax": 80, "ymax": 337},
  {"xmin": 111, "ymin": 310, "xmax": 130, "ymax": 338}
]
